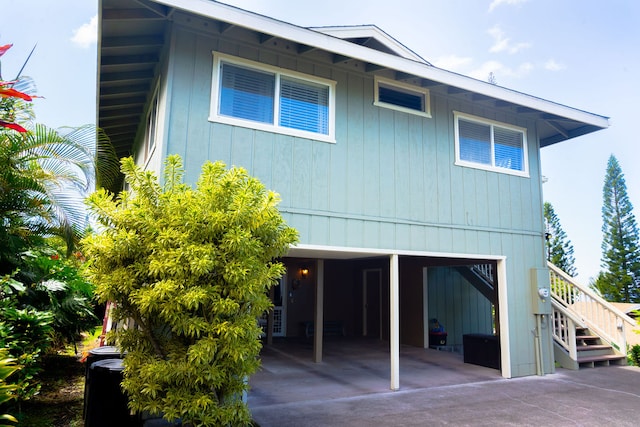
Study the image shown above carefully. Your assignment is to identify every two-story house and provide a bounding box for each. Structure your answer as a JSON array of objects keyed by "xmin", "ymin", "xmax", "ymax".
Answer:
[{"xmin": 97, "ymin": 0, "xmax": 609, "ymax": 390}]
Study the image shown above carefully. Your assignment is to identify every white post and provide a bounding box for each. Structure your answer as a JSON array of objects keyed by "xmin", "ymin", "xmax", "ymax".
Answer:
[
  {"xmin": 313, "ymin": 259, "xmax": 324, "ymax": 363},
  {"xmin": 390, "ymin": 254, "xmax": 400, "ymax": 391}
]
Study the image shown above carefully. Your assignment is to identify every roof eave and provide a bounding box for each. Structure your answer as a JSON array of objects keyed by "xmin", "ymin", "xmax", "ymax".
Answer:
[{"xmin": 134, "ymin": 0, "xmax": 611, "ymax": 138}]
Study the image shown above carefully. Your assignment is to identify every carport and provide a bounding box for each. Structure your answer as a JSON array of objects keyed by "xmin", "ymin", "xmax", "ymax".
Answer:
[
  {"xmin": 262, "ymin": 244, "xmax": 512, "ymax": 392},
  {"xmin": 249, "ymin": 337, "xmax": 502, "ymax": 408}
]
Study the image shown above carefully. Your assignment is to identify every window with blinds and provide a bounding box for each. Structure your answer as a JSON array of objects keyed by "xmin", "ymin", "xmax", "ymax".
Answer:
[
  {"xmin": 279, "ymin": 77, "xmax": 329, "ymax": 134},
  {"xmin": 454, "ymin": 112, "xmax": 528, "ymax": 176},
  {"xmin": 211, "ymin": 53, "xmax": 335, "ymax": 142}
]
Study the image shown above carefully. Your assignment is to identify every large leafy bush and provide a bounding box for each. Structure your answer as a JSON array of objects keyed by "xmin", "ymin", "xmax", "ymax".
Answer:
[{"xmin": 82, "ymin": 155, "xmax": 297, "ymax": 426}]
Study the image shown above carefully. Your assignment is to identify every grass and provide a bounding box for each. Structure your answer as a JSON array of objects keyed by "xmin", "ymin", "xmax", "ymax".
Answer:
[{"xmin": 17, "ymin": 354, "xmax": 86, "ymax": 427}]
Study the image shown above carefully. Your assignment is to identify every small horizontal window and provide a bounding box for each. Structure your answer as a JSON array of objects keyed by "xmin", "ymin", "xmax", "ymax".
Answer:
[
  {"xmin": 454, "ymin": 112, "xmax": 528, "ymax": 177},
  {"xmin": 374, "ymin": 76, "xmax": 431, "ymax": 117},
  {"xmin": 211, "ymin": 52, "xmax": 336, "ymax": 143}
]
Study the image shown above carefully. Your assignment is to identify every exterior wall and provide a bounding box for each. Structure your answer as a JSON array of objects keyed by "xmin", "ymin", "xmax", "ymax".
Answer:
[
  {"xmin": 427, "ymin": 267, "xmax": 494, "ymax": 348},
  {"xmin": 154, "ymin": 24, "xmax": 552, "ymax": 376}
]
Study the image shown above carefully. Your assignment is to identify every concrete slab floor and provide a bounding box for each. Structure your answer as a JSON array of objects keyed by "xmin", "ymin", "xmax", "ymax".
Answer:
[{"xmin": 248, "ymin": 338, "xmax": 640, "ymax": 426}]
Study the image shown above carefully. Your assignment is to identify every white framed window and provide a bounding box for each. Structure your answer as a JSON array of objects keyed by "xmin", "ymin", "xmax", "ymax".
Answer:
[
  {"xmin": 374, "ymin": 76, "xmax": 431, "ymax": 118},
  {"xmin": 454, "ymin": 111, "xmax": 529, "ymax": 177},
  {"xmin": 210, "ymin": 52, "xmax": 336, "ymax": 143},
  {"xmin": 144, "ymin": 82, "xmax": 160, "ymax": 161}
]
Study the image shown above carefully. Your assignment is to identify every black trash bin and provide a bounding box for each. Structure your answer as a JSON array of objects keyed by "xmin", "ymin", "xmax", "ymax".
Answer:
[
  {"xmin": 84, "ymin": 346, "xmax": 125, "ymax": 420},
  {"xmin": 84, "ymin": 358, "xmax": 136, "ymax": 427},
  {"xmin": 84, "ymin": 346, "xmax": 124, "ymax": 378}
]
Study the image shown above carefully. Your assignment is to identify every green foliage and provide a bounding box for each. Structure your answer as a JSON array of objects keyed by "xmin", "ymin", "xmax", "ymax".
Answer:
[
  {"xmin": 0, "ymin": 245, "xmax": 97, "ymax": 404},
  {"xmin": 544, "ymin": 202, "xmax": 576, "ymax": 276},
  {"xmin": 82, "ymin": 155, "xmax": 298, "ymax": 426},
  {"xmin": 594, "ymin": 155, "xmax": 640, "ymax": 302},
  {"xmin": 629, "ymin": 344, "xmax": 640, "ymax": 367},
  {"xmin": 0, "ymin": 124, "xmax": 99, "ymax": 255},
  {"xmin": 0, "ymin": 296, "xmax": 52, "ymax": 402},
  {"xmin": 0, "ymin": 348, "xmax": 19, "ymax": 425}
]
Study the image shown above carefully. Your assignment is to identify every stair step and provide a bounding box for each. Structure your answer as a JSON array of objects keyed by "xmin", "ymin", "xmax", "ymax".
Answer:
[
  {"xmin": 576, "ymin": 334, "xmax": 599, "ymax": 340},
  {"xmin": 576, "ymin": 344, "xmax": 611, "ymax": 352},
  {"xmin": 578, "ymin": 354, "xmax": 627, "ymax": 366}
]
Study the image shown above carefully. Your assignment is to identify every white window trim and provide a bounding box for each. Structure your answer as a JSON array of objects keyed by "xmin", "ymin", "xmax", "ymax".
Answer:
[
  {"xmin": 453, "ymin": 111, "xmax": 529, "ymax": 178},
  {"xmin": 143, "ymin": 79, "xmax": 161, "ymax": 166},
  {"xmin": 210, "ymin": 52, "xmax": 336, "ymax": 143},
  {"xmin": 373, "ymin": 76, "xmax": 431, "ymax": 118}
]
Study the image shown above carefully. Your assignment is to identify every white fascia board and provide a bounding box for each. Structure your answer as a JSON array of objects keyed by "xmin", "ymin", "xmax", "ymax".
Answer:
[
  {"xmin": 153, "ymin": 0, "xmax": 609, "ymax": 129},
  {"xmin": 288, "ymin": 243, "xmax": 507, "ymax": 262}
]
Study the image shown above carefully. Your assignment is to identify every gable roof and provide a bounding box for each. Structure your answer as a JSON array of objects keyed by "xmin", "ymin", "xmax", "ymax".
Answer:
[
  {"xmin": 98, "ymin": 0, "xmax": 609, "ymax": 159},
  {"xmin": 308, "ymin": 25, "xmax": 430, "ymax": 64}
]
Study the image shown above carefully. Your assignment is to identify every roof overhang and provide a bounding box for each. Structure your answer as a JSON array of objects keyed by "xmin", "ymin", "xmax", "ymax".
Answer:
[{"xmin": 98, "ymin": 0, "xmax": 609, "ymax": 159}]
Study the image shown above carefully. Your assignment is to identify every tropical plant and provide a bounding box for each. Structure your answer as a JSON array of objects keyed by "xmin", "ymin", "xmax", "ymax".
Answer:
[
  {"xmin": 593, "ymin": 155, "xmax": 640, "ymax": 302},
  {"xmin": 0, "ymin": 348, "xmax": 20, "ymax": 426},
  {"xmin": 0, "ymin": 43, "xmax": 121, "ymax": 261},
  {"xmin": 0, "ymin": 42, "xmax": 108, "ymax": 410},
  {"xmin": 0, "ymin": 300, "xmax": 52, "ymax": 402},
  {"xmin": 82, "ymin": 155, "xmax": 298, "ymax": 426},
  {"xmin": 13, "ymin": 246, "xmax": 97, "ymax": 350},
  {"xmin": 0, "ymin": 44, "xmax": 34, "ymax": 134}
]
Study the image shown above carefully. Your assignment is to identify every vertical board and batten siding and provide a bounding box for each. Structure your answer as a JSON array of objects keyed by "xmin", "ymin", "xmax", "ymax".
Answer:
[
  {"xmin": 164, "ymin": 28, "xmax": 545, "ymax": 244},
  {"xmin": 427, "ymin": 267, "xmax": 494, "ymax": 347},
  {"xmin": 161, "ymin": 27, "xmax": 552, "ymax": 375}
]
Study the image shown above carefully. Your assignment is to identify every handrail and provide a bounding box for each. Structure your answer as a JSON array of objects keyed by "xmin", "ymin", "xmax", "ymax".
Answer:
[
  {"xmin": 472, "ymin": 264, "xmax": 494, "ymax": 284},
  {"xmin": 548, "ymin": 261, "xmax": 635, "ymax": 353},
  {"xmin": 551, "ymin": 298, "xmax": 581, "ymax": 360}
]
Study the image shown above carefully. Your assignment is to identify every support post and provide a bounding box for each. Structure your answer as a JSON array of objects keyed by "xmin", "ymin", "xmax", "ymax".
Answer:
[
  {"xmin": 390, "ymin": 254, "xmax": 400, "ymax": 391},
  {"xmin": 313, "ymin": 259, "xmax": 324, "ymax": 363},
  {"xmin": 266, "ymin": 285, "xmax": 274, "ymax": 346}
]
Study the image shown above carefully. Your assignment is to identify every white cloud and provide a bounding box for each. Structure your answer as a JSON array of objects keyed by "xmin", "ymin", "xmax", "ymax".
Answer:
[
  {"xmin": 71, "ymin": 15, "xmax": 97, "ymax": 48},
  {"xmin": 544, "ymin": 59, "xmax": 566, "ymax": 71},
  {"xmin": 488, "ymin": 0, "xmax": 529, "ymax": 12},
  {"xmin": 432, "ymin": 54, "xmax": 473, "ymax": 73},
  {"xmin": 488, "ymin": 26, "xmax": 531, "ymax": 54}
]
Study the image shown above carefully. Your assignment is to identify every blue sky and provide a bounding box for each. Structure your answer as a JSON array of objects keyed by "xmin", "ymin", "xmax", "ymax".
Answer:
[{"xmin": 2, "ymin": 0, "xmax": 639, "ymax": 282}]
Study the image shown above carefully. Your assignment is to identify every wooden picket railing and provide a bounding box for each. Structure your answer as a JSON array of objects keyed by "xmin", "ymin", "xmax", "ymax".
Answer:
[{"xmin": 548, "ymin": 261, "xmax": 635, "ymax": 355}]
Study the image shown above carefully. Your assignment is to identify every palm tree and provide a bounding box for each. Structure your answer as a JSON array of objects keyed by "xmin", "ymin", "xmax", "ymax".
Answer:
[{"xmin": 0, "ymin": 44, "xmax": 120, "ymax": 266}]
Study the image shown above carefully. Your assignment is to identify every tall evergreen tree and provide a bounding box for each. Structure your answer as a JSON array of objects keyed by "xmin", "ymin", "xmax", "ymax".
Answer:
[
  {"xmin": 593, "ymin": 155, "xmax": 640, "ymax": 302},
  {"xmin": 544, "ymin": 202, "xmax": 577, "ymax": 276}
]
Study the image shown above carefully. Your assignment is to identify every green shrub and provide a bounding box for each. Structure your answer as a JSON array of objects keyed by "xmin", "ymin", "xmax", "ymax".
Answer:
[
  {"xmin": 82, "ymin": 155, "xmax": 298, "ymax": 426},
  {"xmin": 630, "ymin": 344, "xmax": 640, "ymax": 367},
  {"xmin": 0, "ymin": 348, "xmax": 19, "ymax": 425},
  {"xmin": 0, "ymin": 303, "xmax": 52, "ymax": 402}
]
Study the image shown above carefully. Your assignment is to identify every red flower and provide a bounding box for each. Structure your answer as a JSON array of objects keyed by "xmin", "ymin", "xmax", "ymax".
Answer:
[
  {"xmin": 0, "ymin": 120, "xmax": 26, "ymax": 132},
  {"xmin": 0, "ymin": 44, "xmax": 12, "ymax": 58},
  {"xmin": 0, "ymin": 84, "xmax": 32, "ymax": 101},
  {"xmin": 51, "ymin": 254, "xmax": 60, "ymax": 261}
]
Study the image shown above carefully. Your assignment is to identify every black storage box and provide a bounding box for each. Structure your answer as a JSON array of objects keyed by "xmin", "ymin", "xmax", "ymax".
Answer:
[{"xmin": 463, "ymin": 334, "xmax": 500, "ymax": 370}]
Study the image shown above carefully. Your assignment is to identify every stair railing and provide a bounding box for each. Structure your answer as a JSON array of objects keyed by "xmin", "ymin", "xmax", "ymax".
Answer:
[
  {"xmin": 550, "ymin": 298, "xmax": 583, "ymax": 361},
  {"xmin": 472, "ymin": 264, "xmax": 494, "ymax": 284},
  {"xmin": 548, "ymin": 261, "xmax": 635, "ymax": 354}
]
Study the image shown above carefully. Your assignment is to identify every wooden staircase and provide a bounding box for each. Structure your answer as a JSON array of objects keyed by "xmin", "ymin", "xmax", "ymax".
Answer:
[
  {"xmin": 548, "ymin": 261, "xmax": 635, "ymax": 370},
  {"xmin": 575, "ymin": 327, "xmax": 626, "ymax": 368}
]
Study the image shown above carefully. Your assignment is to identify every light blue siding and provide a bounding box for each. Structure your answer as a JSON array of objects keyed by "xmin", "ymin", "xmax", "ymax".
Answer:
[{"xmin": 156, "ymin": 26, "xmax": 552, "ymax": 376}]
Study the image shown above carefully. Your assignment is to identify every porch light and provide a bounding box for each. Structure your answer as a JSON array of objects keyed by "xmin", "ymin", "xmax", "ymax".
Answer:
[{"xmin": 300, "ymin": 267, "xmax": 309, "ymax": 278}]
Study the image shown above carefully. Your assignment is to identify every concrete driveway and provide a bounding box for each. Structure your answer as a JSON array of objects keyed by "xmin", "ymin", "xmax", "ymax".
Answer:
[{"xmin": 248, "ymin": 339, "xmax": 640, "ymax": 426}]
